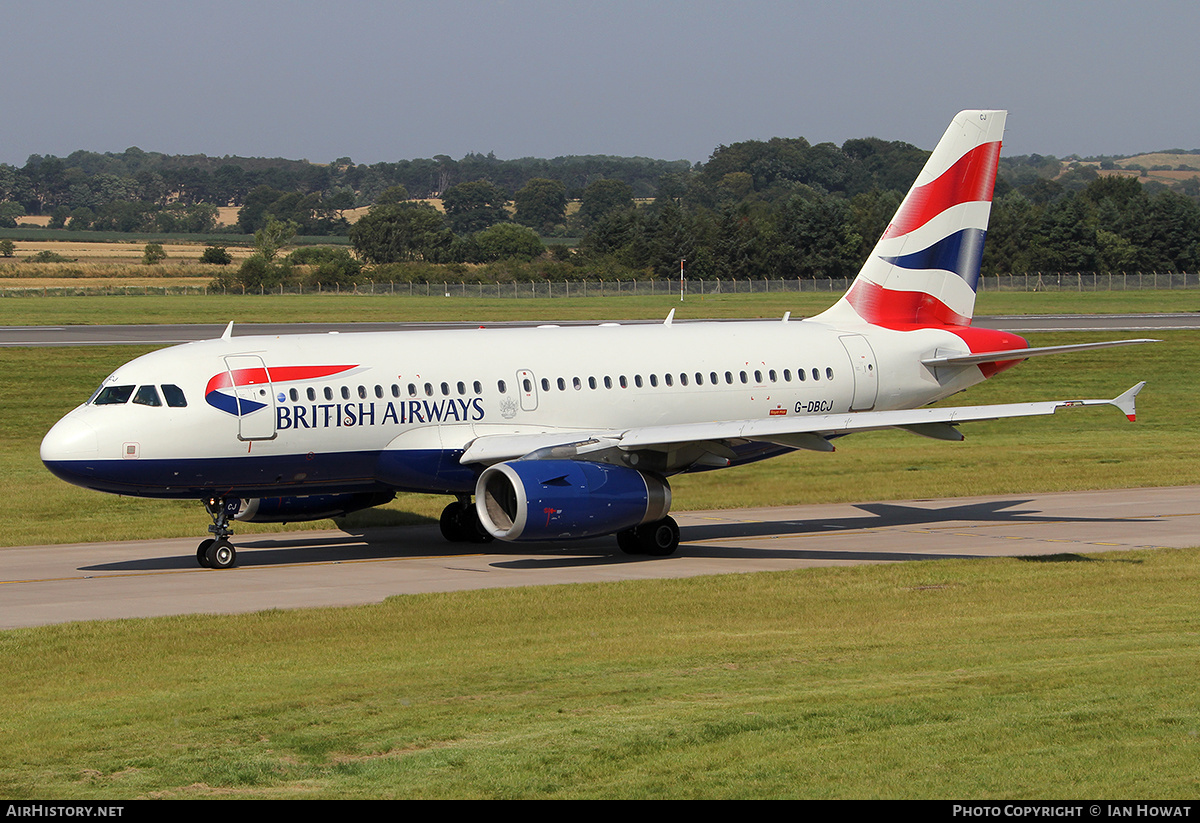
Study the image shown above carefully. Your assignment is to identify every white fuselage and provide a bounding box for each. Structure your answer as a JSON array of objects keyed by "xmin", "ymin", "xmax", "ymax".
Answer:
[{"xmin": 40, "ymin": 318, "xmax": 987, "ymax": 500}]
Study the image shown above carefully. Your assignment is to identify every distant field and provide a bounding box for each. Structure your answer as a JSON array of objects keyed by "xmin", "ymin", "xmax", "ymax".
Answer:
[{"xmin": 0, "ymin": 240, "xmax": 256, "ymax": 265}]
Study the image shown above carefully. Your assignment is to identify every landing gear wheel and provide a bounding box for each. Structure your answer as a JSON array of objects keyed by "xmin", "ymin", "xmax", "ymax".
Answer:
[
  {"xmin": 616, "ymin": 516, "xmax": 680, "ymax": 557},
  {"xmin": 205, "ymin": 539, "xmax": 236, "ymax": 569},
  {"xmin": 198, "ymin": 496, "xmax": 238, "ymax": 569},
  {"xmin": 616, "ymin": 529, "xmax": 640, "ymax": 555},
  {"xmin": 197, "ymin": 538, "xmax": 215, "ymax": 568},
  {"xmin": 639, "ymin": 516, "xmax": 680, "ymax": 556},
  {"xmin": 439, "ymin": 500, "xmax": 494, "ymax": 544}
]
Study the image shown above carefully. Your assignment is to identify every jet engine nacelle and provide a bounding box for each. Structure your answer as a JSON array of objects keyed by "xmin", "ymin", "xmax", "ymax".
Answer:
[
  {"xmin": 232, "ymin": 491, "xmax": 396, "ymax": 523},
  {"xmin": 475, "ymin": 459, "xmax": 671, "ymax": 542}
]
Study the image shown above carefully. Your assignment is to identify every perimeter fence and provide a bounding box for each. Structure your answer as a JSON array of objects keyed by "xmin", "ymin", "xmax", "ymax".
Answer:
[{"xmin": 2, "ymin": 272, "xmax": 1198, "ymax": 298}]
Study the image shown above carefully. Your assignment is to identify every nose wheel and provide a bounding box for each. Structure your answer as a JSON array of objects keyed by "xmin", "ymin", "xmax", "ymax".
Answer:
[
  {"xmin": 197, "ymin": 497, "xmax": 238, "ymax": 569},
  {"xmin": 196, "ymin": 537, "xmax": 237, "ymax": 569}
]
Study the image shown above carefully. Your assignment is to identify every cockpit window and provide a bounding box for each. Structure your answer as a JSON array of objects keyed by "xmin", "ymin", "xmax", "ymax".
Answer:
[
  {"xmin": 133, "ymin": 385, "xmax": 162, "ymax": 407},
  {"xmin": 92, "ymin": 385, "xmax": 135, "ymax": 405},
  {"xmin": 162, "ymin": 385, "xmax": 188, "ymax": 407}
]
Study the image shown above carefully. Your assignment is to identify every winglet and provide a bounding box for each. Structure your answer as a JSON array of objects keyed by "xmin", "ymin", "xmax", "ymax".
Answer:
[
  {"xmin": 1111, "ymin": 382, "xmax": 1146, "ymax": 422},
  {"xmin": 664, "ymin": 309, "xmax": 675, "ymax": 326},
  {"xmin": 221, "ymin": 321, "xmax": 234, "ymax": 340}
]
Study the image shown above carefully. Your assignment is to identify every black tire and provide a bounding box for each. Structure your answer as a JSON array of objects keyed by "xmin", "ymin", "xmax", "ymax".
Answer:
[
  {"xmin": 637, "ymin": 517, "xmax": 680, "ymax": 557},
  {"xmin": 196, "ymin": 538, "xmax": 214, "ymax": 568},
  {"xmin": 440, "ymin": 502, "xmax": 469, "ymax": 542},
  {"xmin": 615, "ymin": 529, "xmax": 640, "ymax": 555},
  {"xmin": 205, "ymin": 539, "xmax": 236, "ymax": 569},
  {"xmin": 440, "ymin": 501, "xmax": 495, "ymax": 544}
]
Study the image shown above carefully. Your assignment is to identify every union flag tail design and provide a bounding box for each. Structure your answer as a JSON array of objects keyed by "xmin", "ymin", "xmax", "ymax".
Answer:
[{"xmin": 816, "ymin": 110, "xmax": 1006, "ymax": 328}]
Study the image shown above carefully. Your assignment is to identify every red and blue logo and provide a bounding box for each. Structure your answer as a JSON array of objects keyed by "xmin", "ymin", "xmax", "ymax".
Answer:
[{"xmin": 205, "ymin": 365, "xmax": 358, "ymax": 416}]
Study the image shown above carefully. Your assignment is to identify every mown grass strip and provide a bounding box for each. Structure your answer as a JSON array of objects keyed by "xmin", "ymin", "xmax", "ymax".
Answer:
[
  {"xmin": 1, "ymin": 548, "xmax": 1198, "ymax": 798},
  {"xmin": 0, "ymin": 288, "xmax": 1198, "ymax": 326}
]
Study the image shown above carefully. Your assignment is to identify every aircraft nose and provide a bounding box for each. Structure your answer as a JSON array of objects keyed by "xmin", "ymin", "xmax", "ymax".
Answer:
[{"xmin": 41, "ymin": 415, "xmax": 99, "ymax": 463}]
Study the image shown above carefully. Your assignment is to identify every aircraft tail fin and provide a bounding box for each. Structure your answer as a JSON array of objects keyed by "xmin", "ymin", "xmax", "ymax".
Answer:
[{"xmin": 815, "ymin": 110, "xmax": 1006, "ymax": 328}]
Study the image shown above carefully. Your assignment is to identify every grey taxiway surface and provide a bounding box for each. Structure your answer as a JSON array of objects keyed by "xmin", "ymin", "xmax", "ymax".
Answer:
[{"xmin": 2, "ymin": 486, "xmax": 1197, "ymax": 630}]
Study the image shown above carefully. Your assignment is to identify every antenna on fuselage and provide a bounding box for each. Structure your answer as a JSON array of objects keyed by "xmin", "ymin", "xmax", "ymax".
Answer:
[
  {"xmin": 664, "ymin": 309, "xmax": 675, "ymax": 326},
  {"xmin": 221, "ymin": 321, "xmax": 234, "ymax": 340}
]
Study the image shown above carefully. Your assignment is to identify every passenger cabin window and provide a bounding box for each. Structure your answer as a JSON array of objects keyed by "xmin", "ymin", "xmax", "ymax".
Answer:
[
  {"xmin": 93, "ymin": 385, "xmax": 135, "ymax": 405},
  {"xmin": 132, "ymin": 385, "xmax": 162, "ymax": 406}
]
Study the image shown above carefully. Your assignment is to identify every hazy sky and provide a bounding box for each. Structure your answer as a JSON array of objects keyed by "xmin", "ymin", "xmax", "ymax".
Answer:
[{"xmin": 3, "ymin": 1, "xmax": 1197, "ymax": 167}]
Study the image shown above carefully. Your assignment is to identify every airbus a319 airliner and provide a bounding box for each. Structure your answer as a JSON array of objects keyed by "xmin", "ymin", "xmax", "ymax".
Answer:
[{"xmin": 41, "ymin": 111, "xmax": 1153, "ymax": 568}]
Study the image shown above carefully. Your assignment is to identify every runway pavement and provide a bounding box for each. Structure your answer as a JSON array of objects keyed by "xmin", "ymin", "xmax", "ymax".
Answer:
[{"xmin": 2, "ymin": 486, "xmax": 1196, "ymax": 630}]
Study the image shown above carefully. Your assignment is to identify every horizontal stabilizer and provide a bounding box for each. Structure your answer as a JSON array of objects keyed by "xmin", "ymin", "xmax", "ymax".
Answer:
[{"xmin": 921, "ymin": 338, "xmax": 1159, "ymax": 368}]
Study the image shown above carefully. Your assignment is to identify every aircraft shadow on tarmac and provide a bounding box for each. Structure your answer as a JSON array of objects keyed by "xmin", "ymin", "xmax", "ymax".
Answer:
[{"xmin": 80, "ymin": 498, "xmax": 1152, "ymax": 573}]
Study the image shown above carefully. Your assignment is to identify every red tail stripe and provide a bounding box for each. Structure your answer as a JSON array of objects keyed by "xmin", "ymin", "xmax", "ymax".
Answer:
[
  {"xmin": 844, "ymin": 280, "xmax": 971, "ymax": 327},
  {"xmin": 882, "ymin": 141, "xmax": 1001, "ymax": 239}
]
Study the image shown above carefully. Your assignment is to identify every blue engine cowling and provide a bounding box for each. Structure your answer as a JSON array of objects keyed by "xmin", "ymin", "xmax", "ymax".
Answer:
[
  {"xmin": 232, "ymin": 491, "xmax": 395, "ymax": 523},
  {"xmin": 474, "ymin": 459, "xmax": 671, "ymax": 542}
]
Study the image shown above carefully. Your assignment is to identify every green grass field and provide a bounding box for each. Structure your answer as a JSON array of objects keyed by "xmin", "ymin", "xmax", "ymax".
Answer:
[
  {"xmin": 2, "ymin": 291, "xmax": 1197, "ymax": 799},
  {"xmin": 3, "ymin": 549, "xmax": 1199, "ymax": 798},
  {"xmin": 0, "ymin": 286, "xmax": 1197, "ymax": 326}
]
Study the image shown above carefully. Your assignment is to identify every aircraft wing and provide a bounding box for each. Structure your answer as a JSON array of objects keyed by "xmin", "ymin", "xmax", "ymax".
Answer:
[{"xmin": 459, "ymin": 382, "xmax": 1146, "ymax": 468}]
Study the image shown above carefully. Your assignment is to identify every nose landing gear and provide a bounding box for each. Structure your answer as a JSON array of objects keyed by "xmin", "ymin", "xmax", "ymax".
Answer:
[{"xmin": 197, "ymin": 497, "xmax": 238, "ymax": 569}]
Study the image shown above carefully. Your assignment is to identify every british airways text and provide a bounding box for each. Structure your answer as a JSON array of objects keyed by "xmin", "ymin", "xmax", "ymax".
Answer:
[{"xmin": 276, "ymin": 398, "xmax": 485, "ymax": 430}]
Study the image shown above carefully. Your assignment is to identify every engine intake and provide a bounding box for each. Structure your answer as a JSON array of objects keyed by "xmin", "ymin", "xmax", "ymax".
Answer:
[{"xmin": 475, "ymin": 459, "xmax": 671, "ymax": 542}]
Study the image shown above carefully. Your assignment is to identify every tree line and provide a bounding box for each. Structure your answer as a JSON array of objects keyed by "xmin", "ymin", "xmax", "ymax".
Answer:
[{"xmin": 4, "ymin": 135, "xmax": 1200, "ymax": 284}]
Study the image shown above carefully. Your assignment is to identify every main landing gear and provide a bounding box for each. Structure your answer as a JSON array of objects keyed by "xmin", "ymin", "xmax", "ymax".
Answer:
[
  {"xmin": 616, "ymin": 516, "xmax": 680, "ymax": 557},
  {"xmin": 439, "ymin": 497, "xmax": 495, "ymax": 544},
  {"xmin": 197, "ymin": 497, "xmax": 237, "ymax": 569}
]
